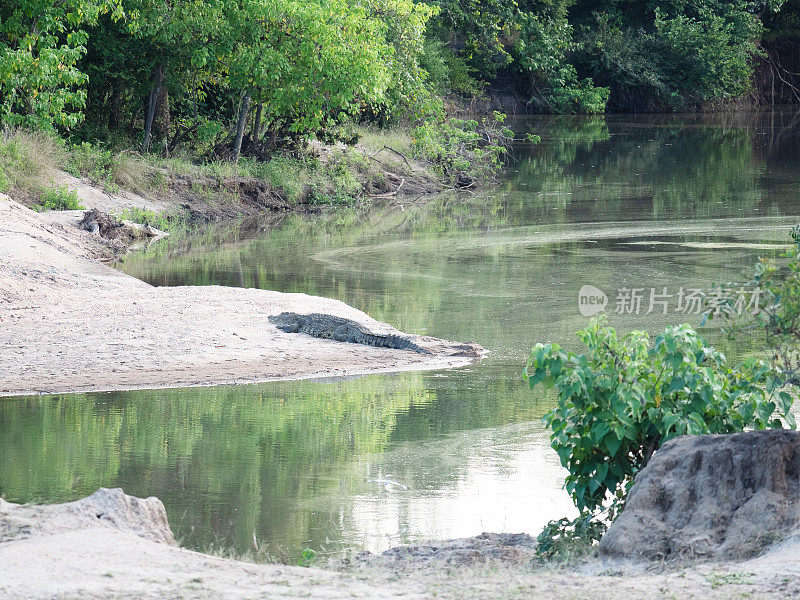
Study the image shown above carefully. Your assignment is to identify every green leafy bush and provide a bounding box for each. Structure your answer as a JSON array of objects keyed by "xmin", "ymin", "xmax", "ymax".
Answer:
[
  {"xmin": 753, "ymin": 226, "xmax": 800, "ymax": 383},
  {"xmin": 707, "ymin": 225, "xmax": 800, "ymax": 386},
  {"xmin": 119, "ymin": 207, "xmax": 175, "ymax": 231},
  {"xmin": 420, "ymin": 37, "xmax": 484, "ymax": 96},
  {"xmin": 524, "ymin": 317, "xmax": 794, "ymax": 514},
  {"xmin": 536, "ymin": 511, "xmax": 607, "ymax": 560},
  {"xmin": 546, "ymin": 67, "xmax": 610, "ymax": 114},
  {"xmin": 38, "ymin": 185, "xmax": 85, "ymax": 211},
  {"xmin": 68, "ymin": 142, "xmax": 119, "ymax": 192},
  {"xmin": 411, "ymin": 111, "xmax": 514, "ymax": 186}
]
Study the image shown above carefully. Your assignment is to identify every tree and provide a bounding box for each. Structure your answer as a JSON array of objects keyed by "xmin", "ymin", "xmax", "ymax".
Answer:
[
  {"xmin": 425, "ymin": 0, "xmax": 608, "ymax": 112},
  {"xmin": 0, "ymin": 0, "xmax": 123, "ymax": 129},
  {"xmin": 569, "ymin": 0, "xmax": 784, "ymax": 110},
  {"xmin": 228, "ymin": 0, "xmax": 395, "ymax": 142}
]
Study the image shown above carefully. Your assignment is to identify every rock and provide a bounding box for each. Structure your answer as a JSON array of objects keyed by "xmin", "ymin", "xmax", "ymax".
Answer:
[
  {"xmin": 599, "ymin": 430, "xmax": 800, "ymax": 561},
  {"xmin": 0, "ymin": 488, "xmax": 176, "ymax": 545},
  {"xmin": 61, "ymin": 488, "xmax": 176, "ymax": 545}
]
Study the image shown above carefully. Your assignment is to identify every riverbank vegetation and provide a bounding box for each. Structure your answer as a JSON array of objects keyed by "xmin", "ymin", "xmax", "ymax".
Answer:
[
  {"xmin": 5, "ymin": 1, "xmax": 800, "ymax": 216},
  {"xmin": 0, "ymin": 0, "xmax": 516, "ymax": 213},
  {"xmin": 526, "ymin": 227, "xmax": 800, "ymax": 560},
  {"xmin": 429, "ymin": 0, "xmax": 800, "ymax": 112}
]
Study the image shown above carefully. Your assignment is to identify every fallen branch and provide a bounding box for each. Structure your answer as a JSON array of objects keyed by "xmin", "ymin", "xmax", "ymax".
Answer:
[
  {"xmin": 372, "ymin": 145, "xmax": 413, "ymax": 169},
  {"xmin": 368, "ymin": 178, "xmax": 405, "ymax": 199}
]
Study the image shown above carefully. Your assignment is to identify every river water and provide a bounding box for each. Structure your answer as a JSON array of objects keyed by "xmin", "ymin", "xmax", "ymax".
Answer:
[{"xmin": 2, "ymin": 112, "xmax": 799, "ymax": 560}]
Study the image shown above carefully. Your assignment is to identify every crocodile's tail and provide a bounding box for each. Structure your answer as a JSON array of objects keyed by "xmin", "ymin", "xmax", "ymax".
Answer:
[{"xmin": 365, "ymin": 333, "xmax": 432, "ymax": 355}]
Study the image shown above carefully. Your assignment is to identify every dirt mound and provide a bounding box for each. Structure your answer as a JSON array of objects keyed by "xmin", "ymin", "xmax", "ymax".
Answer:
[
  {"xmin": 599, "ymin": 429, "xmax": 800, "ymax": 561},
  {"xmin": 1, "ymin": 488, "xmax": 175, "ymax": 545},
  {"xmin": 344, "ymin": 533, "xmax": 539, "ymax": 571},
  {"xmin": 233, "ymin": 178, "xmax": 291, "ymax": 211},
  {"xmin": 79, "ymin": 208, "xmax": 126, "ymax": 238}
]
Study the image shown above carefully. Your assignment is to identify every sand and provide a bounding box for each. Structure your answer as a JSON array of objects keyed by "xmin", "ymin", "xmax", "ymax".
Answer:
[
  {"xmin": 3, "ymin": 489, "xmax": 800, "ymax": 600},
  {"xmin": 0, "ymin": 194, "xmax": 482, "ymax": 397}
]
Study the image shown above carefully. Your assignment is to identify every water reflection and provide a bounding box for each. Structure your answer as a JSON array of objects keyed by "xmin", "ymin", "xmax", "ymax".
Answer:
[{"xmin": 2, "ymin": 112, "xmax": 800, "ymax": 559}]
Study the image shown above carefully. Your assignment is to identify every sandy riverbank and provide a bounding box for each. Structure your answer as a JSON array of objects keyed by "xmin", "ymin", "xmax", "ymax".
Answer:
[
  {"xmin": 3, "ymin": 488, "xmax": 800, "ymax": 600},
  {"xmin": 0, "ymin": 194, "xmax": 482, "ymax": 397}
]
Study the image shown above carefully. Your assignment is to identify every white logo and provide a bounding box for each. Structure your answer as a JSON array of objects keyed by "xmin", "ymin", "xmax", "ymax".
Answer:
[{"xmin": 579, "ymin": 285, "xmax": 608, "ymax": 317}]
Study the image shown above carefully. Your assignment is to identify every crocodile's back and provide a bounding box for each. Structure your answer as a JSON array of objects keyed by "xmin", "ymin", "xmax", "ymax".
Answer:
[
  {"xmin": 269, "ymin": 312, "xmax": 430, "ymax": 354},
  {"xmin": 298, "ymin": 313, "xmax": 369, "ymax": 338}
]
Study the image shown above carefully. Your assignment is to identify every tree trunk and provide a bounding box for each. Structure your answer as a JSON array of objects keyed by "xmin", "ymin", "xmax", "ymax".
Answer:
[
  {"xmin": 107, "ymin": 79, "xmax": 122, "ymax": 132},
  {"xmin": 251, "ymin": 101, "xmax": 263, "ymax": 150},
  {"xmin": 153, "ymin": 86, "xmax": 171, "ymax": 140},
  {"xmin": 232, "ymin": 92, "xmax": 251, "ymax": 163},
  {"xmin": 141, "ymin": 63, "xmax": 164, "ymax": 153}
]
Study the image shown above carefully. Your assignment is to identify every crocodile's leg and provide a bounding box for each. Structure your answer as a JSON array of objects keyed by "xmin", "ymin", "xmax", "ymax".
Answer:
[{"xmin": 333, "ymin": 324, "xmax": 350, "ymax": 342}]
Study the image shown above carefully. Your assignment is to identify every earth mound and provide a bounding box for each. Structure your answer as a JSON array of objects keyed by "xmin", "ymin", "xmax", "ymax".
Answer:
[
  {"xmin": 599, "ymin": 429, "xmax": 800, "ymax": 560},
  {"xmin": 345, "ymin": 532, "xmax": 539, "ymax": 570},
  {"xmin": 79, "ymin": 208, "xmax": 165, "ymax": 242},
  {"xmin": 0, "ymin": 488, "xmax": 175, "ymax": 545}
]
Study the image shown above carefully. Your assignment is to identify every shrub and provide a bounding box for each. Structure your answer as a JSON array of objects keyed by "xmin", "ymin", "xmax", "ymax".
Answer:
[
  {"xmin": 118, "ymin": 207, "xmax": 175, "ymax": 231},
  {"xmin": 535, "ymin": 511, "xmax": 607, "ymax": 561},
  {"xmin": 68, "ymin": 142, "xmax": 119, "ymax": 192},
  {"xmin": 0, "ymin": 129, "xmax": 65, "ymax": 195},
  {"xmin": 38, "ymin": 185, "xmax": 84, "ymax": 211},
  {"xmin": 524, "ymin": 317, "xmax": 794, "ymax": 514},
  {"xmin": 707, "ymin": 225, "xmax": 800, "ymax": 386},
  {"xmin": 411, "ymin": 111, "xmax": 515, "ymax": 186},
  {"xmin": 547, "ymin": 66, "xmax": 610, "ymax": 115}
]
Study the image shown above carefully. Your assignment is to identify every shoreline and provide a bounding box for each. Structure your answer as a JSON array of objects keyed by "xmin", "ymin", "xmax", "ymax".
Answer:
[
  {"xmin": 0, "ymin": 193, "xmax": 483, "ymax": 398},
  {"xmin": 3, "ymin": 488, "xmax": 800, "ymax": 600},
  {"xmin": 0, "ymin": 357, "xmax": 482, "ymax": 399}
]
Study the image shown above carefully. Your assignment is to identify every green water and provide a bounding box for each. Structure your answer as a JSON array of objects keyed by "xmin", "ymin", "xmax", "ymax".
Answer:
[{"xmin": 3, "ymin": 112, "xmax": 800, "ymax": 559}]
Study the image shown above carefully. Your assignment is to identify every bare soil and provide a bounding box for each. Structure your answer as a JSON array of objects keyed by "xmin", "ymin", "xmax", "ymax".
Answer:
[{"xmin": 3, "ymin": 489, "xmax": 800, "ymax": 600}]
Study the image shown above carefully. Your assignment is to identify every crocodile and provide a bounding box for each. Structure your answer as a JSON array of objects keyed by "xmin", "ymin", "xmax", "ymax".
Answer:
[{"xmin": 269, "ymin": 312, "xmax": 431, "ymax": 354}]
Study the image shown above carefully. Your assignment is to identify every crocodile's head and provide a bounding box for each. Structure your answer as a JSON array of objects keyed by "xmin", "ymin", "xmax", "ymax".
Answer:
[{"xmin": 268, "ymin": 312, "xmax": 302, "ymax": 333}]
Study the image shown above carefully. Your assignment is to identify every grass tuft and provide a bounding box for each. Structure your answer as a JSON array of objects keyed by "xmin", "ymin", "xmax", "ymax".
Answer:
[
  {"xmin": 0, "ymin": 129, "xmax": 65, "ymax": 197},
  {"xmin": 37, "ymin": 185, "xmax": 84, "ymax": 211}
]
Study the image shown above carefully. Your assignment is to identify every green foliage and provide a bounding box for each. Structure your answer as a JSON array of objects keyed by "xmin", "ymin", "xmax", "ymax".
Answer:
[
  {"xmin": 119, "ymin": 207, "xmax": 175, "ymax": 231},
  {"xmin": 535, "ymin": 511, "xmax": 606, "ymax": 560},
  {"xmin": 546, "ymin": 66, "xmax": 609, "ymax": 114},
  {"xmin": 524, "ymin": 317, "xmax": 794, "ymax": 513},
  {"xmin": 298, "ymin": 547, "xmax": 317, "ymax": 567},
  {"xmin": 37, "ymin": 185, "xmax": 85, "ymax": 211},
  {"xmin": 420, "ymin": 37, "xmax": 484, "ymax": 96},
  {"xmin": 1, "ymin": 0, "xmax": 796, "ymax": 143},
  {"xmin": 709, "ymin": 226, "xmax": 800, "ymax": 386},
  {"xmin": 229, "ymin": 0, "xmax": 391, "ymax": 138},
  {"xmin": 411, "ymin": 111, "xmax": 514, "ymax": 185},
  {"xmin": 0, "ymin": 0, "xmax": 124, "ymax": 130},
  {"xmin": 425, "ymin": 0, "xmax": 609, "ymax": 112},
  {"xmin": 749, "ymin": 226, "xmax": 800, "ymax": 384},
  {"xmin": 68, "ymin": 142, "xmax": 119, "ymax": 192},
  {"xmin": 571, "ymin": 0, "xmax": 773, "ymax": 110},
  {"xmin": 424, "ymin": 0, "xmax": 794, "ymax": 111}
]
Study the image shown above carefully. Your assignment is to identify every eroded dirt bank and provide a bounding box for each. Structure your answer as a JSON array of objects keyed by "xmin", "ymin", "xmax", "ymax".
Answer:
[{"xmin": 0, "ymin": 194, "xmax": 482, "ymax": 397}]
